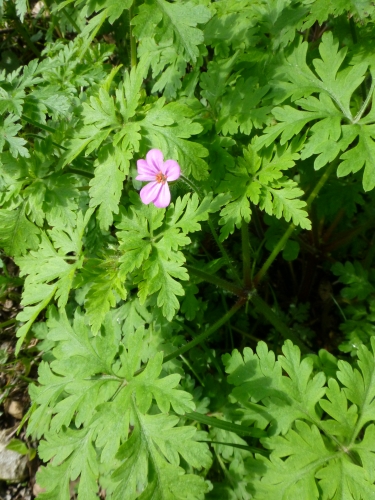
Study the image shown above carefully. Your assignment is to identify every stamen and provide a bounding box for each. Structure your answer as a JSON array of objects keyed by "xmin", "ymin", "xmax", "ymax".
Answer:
[{"xmin": 156, "ymin": 172, "xmax": 167, "ymax": 184}]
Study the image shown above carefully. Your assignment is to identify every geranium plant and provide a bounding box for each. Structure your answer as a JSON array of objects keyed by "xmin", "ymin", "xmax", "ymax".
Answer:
[{"xmin": 1, "ymin": 0, "xmax": 375, "ymax": 499}]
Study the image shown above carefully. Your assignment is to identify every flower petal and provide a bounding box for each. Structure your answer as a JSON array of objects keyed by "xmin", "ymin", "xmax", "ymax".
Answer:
[
  {"xmin": 153, "ymin": 183, "xmax": 171, "ymax": 208},
  {"xmin": 140, "ymin": 181, "xmax": 162, "ymax": 205},
  {"xmin": 146, "ymin": 149, "xmax": 164, "ymax": 172},
  {"xmin": 164, "ymin": 160, "xmax": 181, "ymax": 181},
  {"xmin": 136, "ymin": 159, "xmax": 159, "ymax": 180}
]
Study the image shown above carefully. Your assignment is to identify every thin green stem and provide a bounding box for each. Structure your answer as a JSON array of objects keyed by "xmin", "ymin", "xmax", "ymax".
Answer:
[
  {"xmin": 129, "ymin": 3, "xmax": 137, "ymax": 68},
  {"xmin": 24, "ymin": 133, "xmax": 68, "ymax": 151},
  {"xmin": 254, "ymin": 224, "xmax": 295, "ymax": 287},
  {"xmin": 231, "ymin": 325, "xmax": 261, "ymax": 343},
  {"xmin": 22, "ymin": 116, "xmax": 56, "ymax": 133},
  {"xmin": 180, "ymin": 175, "xmax": 241, "ymax": 285},
  {"xmin": 173, "ymin": 320, "xmax": 225, "ymax": 376},
  {"xmin": 241, "ymin": 219, "xmax": 252, "ymax": 288},
  {"xmin": 349, "ymin": 16, "xmax": 367, "ymax": 103},
  {"xmin": 254, "ymin": 160, "xmax": 337, "ymax": 286},
  {"xmin": 162, "ymin": 298, "xmax": 246, "ymax": 364},
  {"xmin": 207, "ymin": 218, "xmax": 241, "ymax": 285},
  {"xmin": 204, "ymin": 440, "xmax": 268, "ymax": 455},
  {"xmin": 0, "ymin": 318, "xmax": 17, "ymax": 329},
  {"xmin": 353, "ymin": 74, "xmax": 375, "ymax": 123},
  {"xmin": 305, "ymin": 159, "xmax": 338, "ymax": 210},
  {"xmin": 65, "ymin": 167, "xmax": 94, "ymax": 179},
  {"xmin": 12, "ymin": 17, "xmax": 41, "ymax": 57},
  {"xmin": 250, "ymin": 293, "xmax": 311, "ymax": 352},
  {"xmin": 186, "ymin": 265, "xmax": 244, "ymax": 296},
  {"xmin": 185, "ymin": 411, "xmax": 264, "ymax": 437},
  {"xmin": 180, "ymin": 355, "xmax": 205, "ymax": 387},
  {"xmin": 62, "ymin": 7, "xmax": 82, "ymax": 34},
  {"xmin": 78, "ymin": 10, "xmax": 107, "ymax": 60}
]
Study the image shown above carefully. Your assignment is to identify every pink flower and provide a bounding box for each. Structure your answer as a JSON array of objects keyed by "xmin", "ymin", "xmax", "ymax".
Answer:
[{"xmin": 136, "ymin": 149, "xmax": 181, "ymax": 208}]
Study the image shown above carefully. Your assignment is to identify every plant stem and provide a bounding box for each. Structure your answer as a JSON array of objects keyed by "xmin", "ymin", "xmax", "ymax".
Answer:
[
  {"xmin": 78, "ymin": 10, "xmax": 107, "ymax": 60},
  {"xmin": 253, "ymin": 224, "xmax": 295, "ymax": 287},
  {"xmin": 241, "ymin": 219, "xmax": 252, "ymax": 288},
  {"xmin": 208, "ymin": 217, "xmax": 241, "ymax": 285},
  {"xmin": 129, "ymin": 3, "xmax": 137, "ymax": 68},
  {"xmin": 305, "ymin": 159, "xmax": 338, "ymax": 210},
  {"xmin": 162, "ymin": 298, "xmax": 246, "ymax": 363},
  {"xmin": 65, "ymin": 167, "xmax": 94, "ymax": 179},
  {"xmin": 186, "ymin": 411, "xmax": 263, "ymax": 436},
  {"xmin": 22, "ymin": 116, "xmax": 56, "ymax": 133},
  {"xmin": 353, "ymin": 74, "xmax": 375, "ymax": 123},
  {"xmin": 250, "ymin": 293, "xmax": 311, "ymax": 352},
  {"xmin": 61, "ymin": 7, "xmax": 82, "ymax": 34},
  {"xmin": 231, "ymin": 325, "xmax": 261, "ymax": 343},
  {"xmin": 349, "ymin": 16, "xmax": 367, "ymax": 103},
  {"xmin": 186, "ymin": 265, "xmax": 244, "ymax": 296},
  {"xmin": 0, "ymin": 318, "xmax": 17, "ymax": 329},
  {"xmin": 254, "ymin": 160, "xmax": 337, "ymax": 286},
  {"xmin": 12, "ymin": 17, "xmax": 41, "ymax": 57},
  {"xmin": 180, "ymin": 175, "xmax": 241, "ymax": 285}
]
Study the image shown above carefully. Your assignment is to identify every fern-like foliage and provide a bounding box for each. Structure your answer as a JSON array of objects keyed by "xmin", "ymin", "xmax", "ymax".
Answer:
[
  {"xmin": 223, "ymin": 339, "xmax": 375, "ymax": 499},
  {"xmin": 116, "ymin": 193, "xmax": 216, "ymax": 321},
  {"xmin": 259, "ymin": 32, "xmax": 375, "ymax": 190},
  {"xmin": 218, "ymin": 142, "xmax": 311, "ymax": 240},
  {"xmin": 29, "ymin": 308, "xmax": 211, "ymax": 499}
]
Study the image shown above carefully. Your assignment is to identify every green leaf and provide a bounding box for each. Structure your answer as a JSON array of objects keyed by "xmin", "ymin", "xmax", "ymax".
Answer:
[
  {"xmin": 105, "ymin": 0, "xmax": 133, "ymax": 24},
  {"xmin": 332, "ymin": 261, "xmax": 375, "ymax": 300},
  {"xmin": 223, "ymin": 340, "xmax": 326, "ymax": 435},
  {"xmin": 338, "ymin": 124, "xmax": 375, "ymax": 191},
  {"xmin": 304, "ymin": 0, "xmax": 375, "ymax": 27},
  {"xmin": 0, "ymin": 115, "xmax": 29, "ymax": 158},
  {"xmin": 250, "ymin": 421, "xmax": 335, "ymax": 499},
  {"xmin": 133, "ymin": 0, "xmax": 211, "ymax": 63},
  {"xmin": 140, "ymin": 99, "xmax": 209, "ymax": 180},
  {"xmin": 37, "ymin": 428, "xmax": 99, "ymax": 500},
  {"xmin": 112, "ymin": 399, "xmax": 210, "ymax": 500},
  {"xmin": 225, "ymin": 339, "xmax": 375, "ymax": 499},
  {"xmin": 78, "ymin": 257, "xmax": 127, "ymax": 334},
  {"xmin": 218, "ymin": 143, "xmax": 310, "ymax": 239},
  {"xmin": 0, "ymin": 207, "xmax": 40, "ymax": 256},
  {"xmin": 117, "ymin": 193, "xmax": 210, "ymax": 320},
  {"xmin": 15, "ymin": 0, "xmax": 28, "ymax": 21},
  {"xmin": 29, "ymin": 308, "xmax": 207, "ymax": 498},
  {"xmin": 15, "ymin": 212, "xmax": 91, "ymax": 353},
  {"xmin": 89, "ymin": 145, "xmax": 127, "ymax": 230}
]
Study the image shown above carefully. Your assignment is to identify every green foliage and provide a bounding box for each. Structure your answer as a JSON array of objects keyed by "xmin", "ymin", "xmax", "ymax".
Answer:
[
  {"xmin": 224, "ymin": 339, "xmax": 375, "ymax": 499},
  {"xmin": 28, "ymin": 308, "xmax": 210, "ymax": 498},
  {"xmin": 2, "ymin": 1, "xmax": 375, "ymax": 498},
  {"xmin": 218, "ymin": 142, "xmax": 311, "ymax": 240},
  {"xmin": 116, "ymin": 193, "xmax": 215, "ymax": 320},
  {"xmin": 332, "ymin": 261, "xmax": 375, "ymax": 300}
]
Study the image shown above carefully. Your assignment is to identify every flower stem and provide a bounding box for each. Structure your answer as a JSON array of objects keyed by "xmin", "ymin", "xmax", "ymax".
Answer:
[
  {"xmin": 180, "ymin": 175, "xmax": 241, "ymax": 285},
  {"xmin": 186, "ymin": 265, "xmax": 244, "ymax": 296},
  {"xmin": 129, "ymin": 3, "xmax": 137, "ymax": 68},
  {"xmin": 254, "ymin": 160, "xmax": 337, "ymax": 286},
  {"xmin": 207, "ymin": 218, "xmax": 242, "ymax": 285},
  {"xmin": 253, "ymin": 224, "xmax": 295, "ymax": 287},
  {"xmin": 162, "ymin": 298, "xmax": 246, "ymax": 363},
  {"xmin": 241, "ymin": 219, "xmax": 252, "ymax": 288},
  {"xmin": 250, "ymin": 293, "xmax": 311, "ymax": 352},
  {"xmin": 0, "ymin": 318, "xmax": 17, "ymax": 329}
]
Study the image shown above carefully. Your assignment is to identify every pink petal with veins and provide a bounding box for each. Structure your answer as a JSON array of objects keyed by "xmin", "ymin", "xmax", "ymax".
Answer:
[
  {"xmin": 153, "ymin": 183, "xmax": 171, "ymax": 208},
  {"xmin": 140, "ymin": 181, "xmax": 162, "ymax": 205},
  {"xmin": 136, "ymin": 159, "xmax": 158, "ymax": 180},
  {"xmin": 164, "ymin": 160, "xmax": 181, "ymax": 181},
  {"xmin": 146, "ymin": 149, "xmax": 164, "ymax": 172}
]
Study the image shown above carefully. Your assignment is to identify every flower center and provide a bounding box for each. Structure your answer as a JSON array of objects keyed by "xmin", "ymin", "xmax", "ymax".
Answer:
[{"xmin": 156, "ymin": 172, "xmax": 167, "ymax": 184}]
